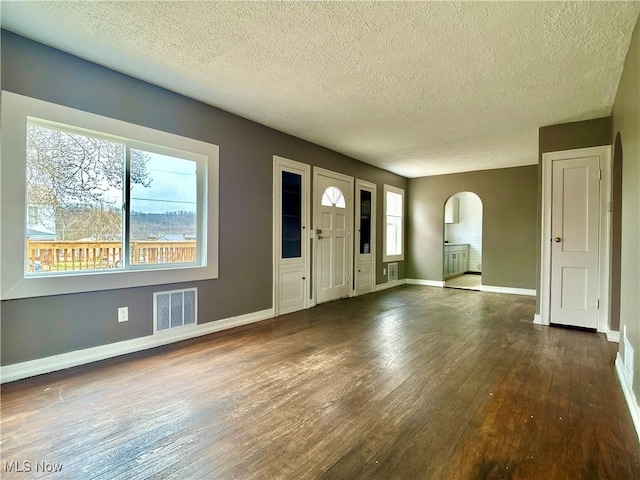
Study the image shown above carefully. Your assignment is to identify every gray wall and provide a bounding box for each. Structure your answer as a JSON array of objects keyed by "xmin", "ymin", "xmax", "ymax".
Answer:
[
  {"xmin": 538, "ymin": 117, "xmax": 612, "ymax": 155},
  {"xmin": 611, "ymin": 16, "xmax": 640, "ymax": 399},
  {"xmin": 0, "ymin": 31, "xmax": 407, "ymax": 366},
  {"xmin": 407, "ymin": 166, "xmax": 538, "ymax": 289}
]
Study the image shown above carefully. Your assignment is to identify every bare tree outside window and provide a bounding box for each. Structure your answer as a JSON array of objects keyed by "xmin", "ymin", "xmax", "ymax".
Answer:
[
  {"xmin": 26, "ymin": 123, "xmax": 151, "ymax": 241},
  {"xmin": 25, "ymin": 122, "xmax": 198, "ymax": 273}
]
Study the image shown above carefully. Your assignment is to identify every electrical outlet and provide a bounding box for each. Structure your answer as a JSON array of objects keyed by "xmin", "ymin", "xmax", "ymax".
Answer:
[
  {"xmin": 118, "ymin": 306, "xmax": 128, "ymax": 323},
  {"xmin": 383, "ymin": 268, "xmax": 386, "ymax": 276}
]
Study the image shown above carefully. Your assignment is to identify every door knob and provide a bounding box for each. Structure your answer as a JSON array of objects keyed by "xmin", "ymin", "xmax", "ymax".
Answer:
[{"xmin": 553, "ymin": 237, "xmax": 561, "ymax": 243}]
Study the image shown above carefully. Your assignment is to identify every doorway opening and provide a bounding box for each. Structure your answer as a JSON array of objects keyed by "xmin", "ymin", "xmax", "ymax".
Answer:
[{"xmin": 443, "ymin": 192, "xmax": 483, "ymax": 291}]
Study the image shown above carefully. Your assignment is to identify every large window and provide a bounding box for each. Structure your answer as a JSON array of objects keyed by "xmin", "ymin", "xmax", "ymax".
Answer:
[
  {"xmin": 26, "ymin": 122, "xmax": 202, "ymax": 273},
  {"xmin": 383, "ymin": 185, "xmax": 404, "ymax": 262},
  {"xmin": 1, "ymin": 91, "xmax": 219, "ymax": 299}
]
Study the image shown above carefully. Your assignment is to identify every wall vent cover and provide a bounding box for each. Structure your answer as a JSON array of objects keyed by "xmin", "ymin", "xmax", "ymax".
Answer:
[
  {"xmin": 388, "ymin": 262, "xmax": 398, "ymax": 282},
  {"xmin": 154, "ymin": 288, "xmax": 197, "ymax": 333}
]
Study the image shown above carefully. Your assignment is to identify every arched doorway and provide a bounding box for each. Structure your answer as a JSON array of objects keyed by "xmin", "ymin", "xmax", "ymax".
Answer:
[{"xmin": 443, "ymin": 192, "xmax": 483, "ymax": 290}]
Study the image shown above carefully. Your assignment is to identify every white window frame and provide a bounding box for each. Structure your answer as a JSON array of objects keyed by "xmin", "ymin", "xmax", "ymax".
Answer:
[
  {"xmin": 1, "ymin": 91, "xmax": 219, "ymax": 300},
  {"xmin": 383, "ymin": 184, "xmax": 405, "ymax": 262}
]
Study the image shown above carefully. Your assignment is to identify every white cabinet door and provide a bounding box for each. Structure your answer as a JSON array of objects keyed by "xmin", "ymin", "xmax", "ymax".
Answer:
[{"xmin": 461, "ymin": 250, "xmax": 469, "ymax": 273}]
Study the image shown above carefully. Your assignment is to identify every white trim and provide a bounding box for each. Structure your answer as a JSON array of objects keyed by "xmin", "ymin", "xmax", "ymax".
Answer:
[
  {"xmin": 383, "ymin": 184, "xmax": 405, "ymax": 262},
  {"xmin": 272, "ymin": 156, "xmax": 311, "ymax": 316},
  {"xmin": 616, "ymin": 353, "xmax": 640, "ymax": 441},
  {"xmin": 598, "ymin": 148, "xmax": 612, "ymax": 333},
  {"xmin": 607, "ymin": 330, "xmax": 621, "ymax": 343},
  {"xmin": 540, "ymin": 146, "xmax": 612, "ymax": 328},
  {"xmin": 374, "ymin": 279, "xmax": 407, "ymax": 292},
  {"xmin": 354, "ymin": 179, "xmax": 377, "ymax": 297},
  {"xmin": 406, "ymin": 278, "xmax": 445, "ymax": 288},
  {"xmin": 1, "ymin": 91, "xmax": 219, "ymax": 300},
  {"xmin": 480, "ymin": 285, "xmax": 537, "ymax": 296},
  {"xmin": 533, "ymin": 313, "xmax": 543, "ymax": 325},
  {"xmin": 0, "ymin": 307, "xmax": 274, "ymax": 384}
]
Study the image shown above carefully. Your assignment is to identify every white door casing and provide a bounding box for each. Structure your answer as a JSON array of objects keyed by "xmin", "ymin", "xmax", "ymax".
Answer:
[
  {"xmin": 273, "ymin": 156, "xmax": 310, "ymax": 316},
  {"xmin": 550, "ymin": 156, "xmax": 600, "ymax": 328},
  {"xmin": 355, "ymin": 180, "xmax": 376, "ymax": 296},
  {"xmin": 540, "ymin": 146, "xmax": 611, "ymax": 331},
  {"xmin": 314, "ymin": 168, "xmax": 354, "ymax": 304}
]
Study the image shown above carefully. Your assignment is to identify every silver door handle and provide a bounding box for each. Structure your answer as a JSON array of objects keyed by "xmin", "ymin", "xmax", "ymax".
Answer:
[{"xmin": 553, "ymin": 237, "xmax": 561, "ymax": 243}]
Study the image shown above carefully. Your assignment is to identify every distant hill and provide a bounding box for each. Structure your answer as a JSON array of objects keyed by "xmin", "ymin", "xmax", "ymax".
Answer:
[{"xmin": 130, "ymin": 211, "xmax": 196, "ymax": 241}]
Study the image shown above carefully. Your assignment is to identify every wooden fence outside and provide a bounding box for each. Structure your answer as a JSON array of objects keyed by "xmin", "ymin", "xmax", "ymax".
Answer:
[{"xmin": 26, "ymin": 239, "xmax": 196, "ymax": 272}]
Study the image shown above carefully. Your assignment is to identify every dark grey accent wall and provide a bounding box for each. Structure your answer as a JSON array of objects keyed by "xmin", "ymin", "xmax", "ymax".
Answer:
[
  {"xmin": 538, "ymin": 117, "xmax": 612, "ymax": 155},
  {"xmin": 535, "ymin": 117, "xmax": 612, "ymax": 316},
  {"xmin": 0, "ymin": 31, "xmax": 407, "ymax": 366},
  {"xmin": 407, "ymin": 166, "xmax": 538, "ymax": 289}
]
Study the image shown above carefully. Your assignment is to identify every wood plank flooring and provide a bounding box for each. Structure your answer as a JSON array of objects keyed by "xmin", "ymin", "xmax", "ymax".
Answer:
[
  {"xmin": 445, "ymin": 274, "xmax": 482, "ymax": 290},
  {"xmin": 1, "ymin": 286, "xmax": 639, "ymax": 479}
]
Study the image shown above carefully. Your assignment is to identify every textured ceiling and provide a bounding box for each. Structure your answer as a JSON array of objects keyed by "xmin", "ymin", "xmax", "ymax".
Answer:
[{"xmin": 2, "ymin": 1, "xmax": 639, "ymax": 178}]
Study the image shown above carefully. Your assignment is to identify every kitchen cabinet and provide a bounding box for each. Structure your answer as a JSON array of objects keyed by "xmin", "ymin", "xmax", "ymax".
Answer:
[
  {"xmin": 444, "ymin": 197, "xmax": 459, "ymax": 224},
  {"xmin": 444, "ymin": 243, "xmax": 469, "ymax": 279}
]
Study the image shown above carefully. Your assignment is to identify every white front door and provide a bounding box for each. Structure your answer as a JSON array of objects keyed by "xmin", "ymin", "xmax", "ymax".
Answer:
[
  {"xmin": 550, "ymin": 155, "xmax": 600, "ymax": 328},
  {"xmin": 314, "ymin": 168, "xmax": 353, "ymax": 304},
  {"xmin": 274, "ymin": 156, "xmax": 310, "ymax": 316},
  {"xmin": 355, "ymin": 180, "xmax": 376, "ymax": 295}
]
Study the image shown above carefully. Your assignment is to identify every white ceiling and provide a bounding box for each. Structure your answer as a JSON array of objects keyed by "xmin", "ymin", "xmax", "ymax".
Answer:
[{"xmin": 2, "ymin": 1, "xmax": 638, "ymax": 178}]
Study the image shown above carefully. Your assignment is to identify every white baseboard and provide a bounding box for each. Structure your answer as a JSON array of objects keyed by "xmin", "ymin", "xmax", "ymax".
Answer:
[
  {"xmin": 480, "ymin": 285, "xmax": 537, "ymax": 296},
  {"xmin": 616, "ymin": 352, "xmax": 640, "ymax": 441},
  {"xmin": 607, "ymin": 330, "xmax": 621, "ymax": 343},
  {"xmin": 374, "ymin": 279, "xmax": 407, "ymax": 292},
  {"xmin": 406, "ymin": 278, "xmax": 445, "ymax": 288},
  {"xmin": 0, "ymin": 308, "xmax": 274, "ymax": 384},
  {"xmin": 533, "ymin": 313, "xmax": 543, "ymax": 325}
]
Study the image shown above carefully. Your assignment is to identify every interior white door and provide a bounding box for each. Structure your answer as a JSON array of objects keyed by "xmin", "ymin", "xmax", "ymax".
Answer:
[
  {"xmin": 356, "ymin": 180, "xmax": 376, "ymax": 295},
  {"xmin": 274, "ymin": 157, "xmax": 309, "ymax": 315},
  {"xmin": 315, "ymin": 169, "xmax": 353, "ymax": 304},
  {"xmin": 550, "ymin": 155, "xmax": 600, "ymax": 328}
]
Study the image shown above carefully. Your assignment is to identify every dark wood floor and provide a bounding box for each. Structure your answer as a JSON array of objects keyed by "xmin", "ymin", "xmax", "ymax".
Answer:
[{"xmin": 2, "ymin": 286, "xmax": 639, "ymax": 479}]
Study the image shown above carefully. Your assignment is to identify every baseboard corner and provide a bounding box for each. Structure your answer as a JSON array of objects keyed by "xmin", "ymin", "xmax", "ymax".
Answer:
[{"xmin": 607, "ymin": 330, "xmax": 621, "ymax": 343}]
